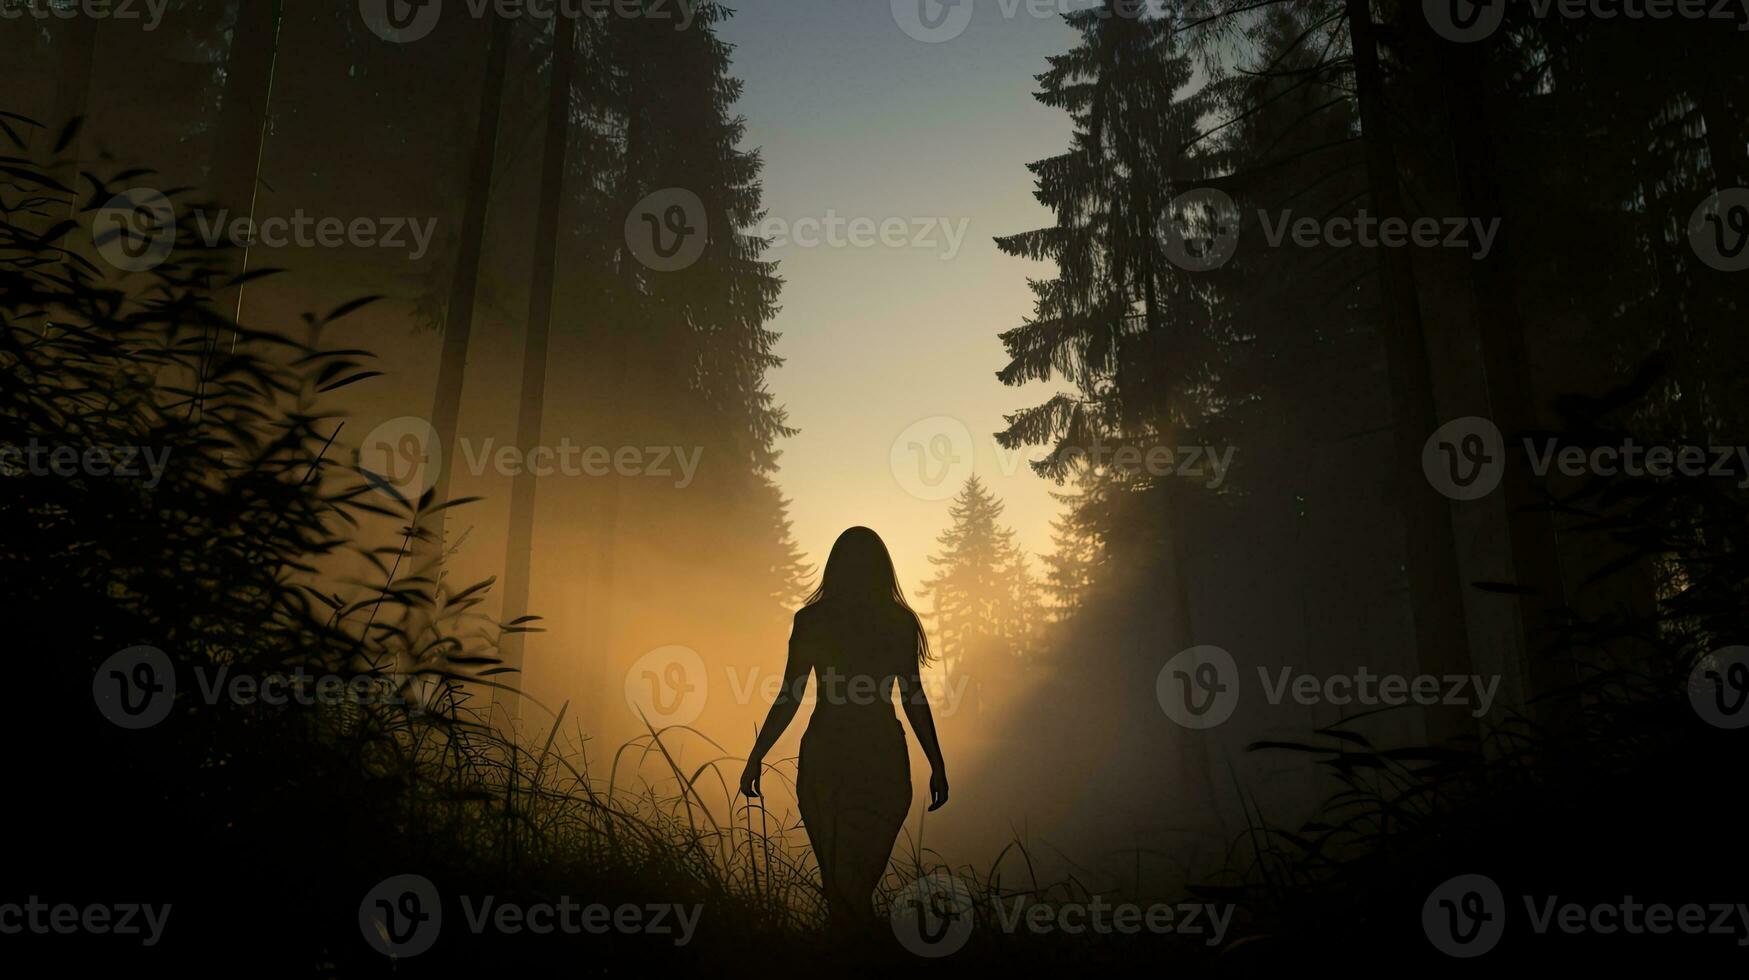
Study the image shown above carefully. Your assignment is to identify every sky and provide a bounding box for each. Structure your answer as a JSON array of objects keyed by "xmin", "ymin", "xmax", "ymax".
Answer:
[{"xmin": 713, "ymin": 0, "xmax": 1085, "ymax": 595}]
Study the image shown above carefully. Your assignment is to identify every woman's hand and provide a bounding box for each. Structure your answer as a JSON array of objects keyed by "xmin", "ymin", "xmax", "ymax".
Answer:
[
  {"xmin": 739, "ymin": 759, "xmax": 762, "ymax": 799},
  {"xmin": 928, "ymin": 767, "xmax": 949, "ymax": 811}
]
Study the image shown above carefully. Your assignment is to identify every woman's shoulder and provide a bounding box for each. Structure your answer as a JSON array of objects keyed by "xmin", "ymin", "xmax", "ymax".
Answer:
[{"xmin": 796, "ymin": 599, "xmax": 913, "ymax": 630}]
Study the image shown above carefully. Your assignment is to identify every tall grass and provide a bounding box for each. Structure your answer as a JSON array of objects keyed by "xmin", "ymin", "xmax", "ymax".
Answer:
[{"xmin": 0, "ymin": 112, "xmax": 1071, "ymax": 972}]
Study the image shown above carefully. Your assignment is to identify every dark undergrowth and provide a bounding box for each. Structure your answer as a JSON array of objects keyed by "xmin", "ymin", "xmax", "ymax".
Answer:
[
  {"xmin": 1190, "ymin": 373, "xmax": 1749, "ymax": 973},
  {"xmin": 5, "ymin": 113, "xmax": 1743, "ymax": 974}
]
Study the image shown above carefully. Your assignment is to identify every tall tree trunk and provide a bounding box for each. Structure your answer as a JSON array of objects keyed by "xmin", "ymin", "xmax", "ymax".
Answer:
[
  {"xmin": 421, "ymin": 13, "xmax": 514, "ymax": 567},
  {"xmin": 1698, "ymin": 87, "xmax": 1746, "ymax": 191},
  {"xmin": 1430, "ymin": 29, "xmax": 1579, "ymax": 735},
  {"xmin": 1344, "ymin": 0, "xmax": 1477, "ymax": 745},
  {"xmin": 497, "ymin": 14, "xmax": 578, "ymax": 723},
  {"xmin": 1137, "ymin": 188, "xmax": 1224, "ymax": 833}
]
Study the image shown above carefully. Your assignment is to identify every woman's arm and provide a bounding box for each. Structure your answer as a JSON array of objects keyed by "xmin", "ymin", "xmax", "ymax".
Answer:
[
  {"xmin": 899, "ymin": 664, "xmax": 949, "ymax": 811},
  {"xmin": 739, "ymin": 617, "xmax": 811, "ymax": 798}
]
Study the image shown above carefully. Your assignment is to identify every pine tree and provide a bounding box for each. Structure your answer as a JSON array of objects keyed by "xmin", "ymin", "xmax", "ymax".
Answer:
[
  {"xmin": 920, "ymin": 477, "xmax": 1023, "ymax": 676},
  {"xmin": 1041, "ymin": 505, "xmax": 1099, "ymax": 621},
  {"xmin": 1001, "ymin": 548, "xmax": 1043, "ymax": 659}
]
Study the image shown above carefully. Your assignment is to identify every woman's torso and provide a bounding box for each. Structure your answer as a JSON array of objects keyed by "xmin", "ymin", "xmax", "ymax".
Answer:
[{"xmin": 795, "ymin": 600, "xmax": 913, "ymax": 738}]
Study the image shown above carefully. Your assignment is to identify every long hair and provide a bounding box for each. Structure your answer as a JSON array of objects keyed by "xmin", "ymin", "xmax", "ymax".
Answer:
[{"xmin": 802, "ymin": 526, "xmax": 932, "ymax": 666}]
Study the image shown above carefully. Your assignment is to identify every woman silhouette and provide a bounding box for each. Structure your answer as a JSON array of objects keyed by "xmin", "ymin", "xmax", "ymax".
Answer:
[{"xmin": 740, "ymin": 526, "xmax": 949, "ymax": 928}]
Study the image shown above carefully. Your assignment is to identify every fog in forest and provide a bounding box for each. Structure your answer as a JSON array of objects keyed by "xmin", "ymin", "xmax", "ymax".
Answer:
[{"xmin": 6, "ymin": 0, "xmax": 1749, "ymax": 971}]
